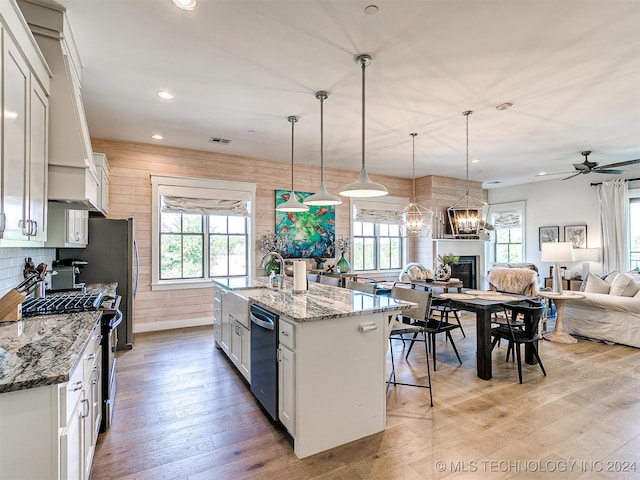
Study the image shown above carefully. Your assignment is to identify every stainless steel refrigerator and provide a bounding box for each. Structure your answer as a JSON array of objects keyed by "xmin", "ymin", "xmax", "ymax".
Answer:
[{"xmin": 58, "ymin": 217, "xmax": 138, "ymax": 350}]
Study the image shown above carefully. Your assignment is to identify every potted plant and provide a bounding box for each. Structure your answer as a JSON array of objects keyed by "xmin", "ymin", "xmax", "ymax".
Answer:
[{"xmin": 436, "ymin": 253, "xmax": 459, "ymax": 281}]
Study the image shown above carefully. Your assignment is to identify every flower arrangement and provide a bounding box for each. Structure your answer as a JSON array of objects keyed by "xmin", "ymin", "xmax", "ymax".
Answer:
[
  {"xmin": 259, "ymin": 231, "xmax": 290, "ymax": 254},
  {"xmin": 336, "ymin": 236, "xmax": 350, "ymax": 255}
]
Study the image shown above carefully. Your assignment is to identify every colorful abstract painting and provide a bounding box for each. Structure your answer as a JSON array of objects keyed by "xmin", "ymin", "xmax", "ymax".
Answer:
[{"xmin": 275, "ymin": 190, "xmax": 335, "ymax": 258}]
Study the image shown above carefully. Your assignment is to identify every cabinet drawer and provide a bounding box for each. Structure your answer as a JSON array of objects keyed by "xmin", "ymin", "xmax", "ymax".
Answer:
[{"xmin": 279, "ymin": 320, "xmax": 295, "ymax": 350}]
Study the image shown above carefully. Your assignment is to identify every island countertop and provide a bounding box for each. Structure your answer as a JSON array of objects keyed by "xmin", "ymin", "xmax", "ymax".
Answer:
[
  {"xmin": 0, "ymin": 282, "xmax": 118, "ymax": 394},
  {"xmin": 213, "ymin": 277, "xmax": 410, "ymax": 322}
]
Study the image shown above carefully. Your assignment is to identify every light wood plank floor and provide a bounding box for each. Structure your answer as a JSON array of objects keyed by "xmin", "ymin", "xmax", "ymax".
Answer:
[{"xmin": 91, "ymin": 314, "xmax": 640, "ymax": 479}]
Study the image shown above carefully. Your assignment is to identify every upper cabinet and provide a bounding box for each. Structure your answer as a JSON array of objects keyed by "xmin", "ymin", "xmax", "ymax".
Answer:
[
  {"xmin": 93, "ymin": 153, "xmax": 110, "ymax": 216},
  {"xmin": 17, "ymin": 0, "xmax": 99, "ymax": 211},
  {"xmin": 0, "ymin": 0, "xmax": 50, "ymax": 246}
]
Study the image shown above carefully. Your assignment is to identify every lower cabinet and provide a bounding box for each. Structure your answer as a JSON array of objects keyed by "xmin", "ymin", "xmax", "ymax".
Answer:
[
  {"xmin": 213, "ymin": 286, "xmax": 251, "ymax": 382},
  {"xmin": 0, "ymin": 320, "xmax": 102, "ymax": 480}
]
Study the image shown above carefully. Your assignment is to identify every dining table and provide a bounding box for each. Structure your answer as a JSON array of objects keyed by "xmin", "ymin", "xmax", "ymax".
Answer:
[{"xmin": 436, "ymin": 290, "xmax": 530, "ymax": 380}]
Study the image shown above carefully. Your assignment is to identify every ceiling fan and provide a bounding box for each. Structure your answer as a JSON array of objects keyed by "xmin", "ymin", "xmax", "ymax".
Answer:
[{"xmin": 556, "ymin": 151, "xmax": 640, "ymax": 181}]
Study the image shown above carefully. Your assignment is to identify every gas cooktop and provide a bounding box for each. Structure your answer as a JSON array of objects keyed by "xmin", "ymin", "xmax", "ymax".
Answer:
[{"xmin": 21, "ymin": 293, "xmax": 104, "ymax": 318}]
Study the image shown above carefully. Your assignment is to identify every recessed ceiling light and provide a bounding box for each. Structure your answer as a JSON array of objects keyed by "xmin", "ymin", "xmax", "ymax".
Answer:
[
  {"xmin": 537, "ymin": 171, "xmax": 547, "ymax": 176},
  {"xmin": 496, "ymin": 102, "xmax": 513, "ymax": 111},
  {"xmin": 157, "ymin": 90, "xmax": 174, "ymax": 100},
  {"xmin": 471, "ymin": 159, "xmax": 480, "ymax": 163},
  {"xmin": 365, "ymin": 5, "xmax": 378, "ymax": 15},
  {"xmin": 151, "ymin": 134, "xmax": 164, "ymax": 140},
  {"xmin": 173, "ymin": 0, "xmax": 197, "ymax": 10}
]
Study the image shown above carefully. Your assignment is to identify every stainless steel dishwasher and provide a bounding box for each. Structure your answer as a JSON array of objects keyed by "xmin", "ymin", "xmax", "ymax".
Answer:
[{"xmin": 250, "ymin": 303, "xmax": 279, "ymax": 420}]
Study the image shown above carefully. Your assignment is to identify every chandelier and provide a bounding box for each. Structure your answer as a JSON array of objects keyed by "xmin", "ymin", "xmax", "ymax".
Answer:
[
  {"xmin": 447, "ymin": 111, "xmax": 489, "ymax": 238},
  {"xmin": 401, "ymin": 133, "xmax": 433, "ymax": 237}
]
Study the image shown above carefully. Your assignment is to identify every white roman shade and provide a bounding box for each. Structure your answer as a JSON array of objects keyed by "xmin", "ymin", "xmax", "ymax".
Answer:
[
  {"xmin": 158, "ymin": 185, "xmax": 250, "ymax": 216},
  {"xmin": 352, "ymin": 196, "xmax": 408, "ymax": 224},
  {"xmin": 493, "ymin": 212, "xmax": 521, "ymax": 229}
]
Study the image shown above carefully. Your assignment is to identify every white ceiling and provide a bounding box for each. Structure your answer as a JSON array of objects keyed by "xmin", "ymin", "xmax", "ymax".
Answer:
[{"xmin": 60, "ymin": 0, "xmax": 640, "ymax": 188}]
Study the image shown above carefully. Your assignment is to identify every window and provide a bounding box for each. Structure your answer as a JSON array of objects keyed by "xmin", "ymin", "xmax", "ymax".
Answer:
[
  {"xmin": 351, "ymin": 197, "xmax": 407, "ymax": 272},
  {"xmin": 631, "ymin": 195, "xmax": 640, "ymax": 270},
  {"xmin": 151, "ymin": 176, "xmax": 255, "ymax": 290},
  {"xmin": 489, "ymin": 201, "xmax": 525, "ymax": 263}
]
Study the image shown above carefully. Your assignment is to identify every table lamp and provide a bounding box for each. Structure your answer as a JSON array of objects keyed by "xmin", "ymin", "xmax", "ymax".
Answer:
[
  {"xmin": 541, "ymin": 242, "xmax": 575, "ymax": 294},
  {"xmin": 573, "ymin": 248, "xmax": 601, "ymax": 279}
]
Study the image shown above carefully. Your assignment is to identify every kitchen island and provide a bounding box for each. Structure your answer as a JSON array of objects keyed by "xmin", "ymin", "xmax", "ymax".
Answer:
[{"xmin": 213, "ymin": 278, "xmax": 411, "ymax": 459}]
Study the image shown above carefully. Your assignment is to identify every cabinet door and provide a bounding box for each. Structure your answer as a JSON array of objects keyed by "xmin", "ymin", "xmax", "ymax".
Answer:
[
  {"xmin": 100, "ymin": 167, "xmax": 110, "ymax": 214},
  {"xmin": 230, "ymin": 318, "xmax": 241, "ymax": 366},
  {"xmin": 2, "ymin": 35, "xmax": 29, "ymax": 240},
  {"xmin": 28, "ymin": 77, "xmax": 48, "ymax": 242},
  {"xmin": 278, "ymin": 345, "xmax": 295, "ymax": 434},
  {"xmin": 219, "ymin": 291, "xmax": 231, "ymax": 354},
  {"xmin": 213, "ymin": 290, "xmax": 222, "ymax": 346},
  {"xmin": 60, "ymin": 395, "xmax": 84, "ymax": 480},
  {"xmin": 239, "ymin": 323, "xmax": 251, "ymax": 381}
]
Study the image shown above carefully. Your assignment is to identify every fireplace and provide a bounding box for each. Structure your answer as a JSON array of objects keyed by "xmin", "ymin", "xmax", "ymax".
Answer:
[
  {"xmin": 451, "ymin": 256, "xmax": 477, "ymax": 289},
  {"xmin": 432, "ymin": 239, "xmax": 490, "ymax": 289}
]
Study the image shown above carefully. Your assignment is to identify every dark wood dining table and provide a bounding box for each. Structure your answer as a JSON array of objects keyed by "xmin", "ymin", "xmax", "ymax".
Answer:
[{"xmin": 437, "ymin": 292, "xmax": 530, "ymax": 380}]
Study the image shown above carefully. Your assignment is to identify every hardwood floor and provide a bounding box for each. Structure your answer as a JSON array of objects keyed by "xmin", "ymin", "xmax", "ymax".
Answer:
[{"xmin": 91, "ymin": 315, "xmax": 640, "ymax": 479}]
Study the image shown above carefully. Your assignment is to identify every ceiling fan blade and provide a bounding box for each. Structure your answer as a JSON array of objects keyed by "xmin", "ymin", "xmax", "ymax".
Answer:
[
  {"xmin": 561, "ymin": 172, "xmax": 583, "ymax": 181},
  {"xmin": 594, "ymin": 169, "xmax": 626, "ymax": 175},
  {"xmin": 595, "ymin": 158, "xmax": 640, "ymax": 169}
]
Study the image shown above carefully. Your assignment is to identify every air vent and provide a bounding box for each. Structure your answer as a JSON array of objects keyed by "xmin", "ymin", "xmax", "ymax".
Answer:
[
  {"xmin": 486, "ymin": 181, "xmax": 502, "ymax": 184},
  {"xmin": 209, "ymin": 137, "xmax": 231, "ymax": 145}
]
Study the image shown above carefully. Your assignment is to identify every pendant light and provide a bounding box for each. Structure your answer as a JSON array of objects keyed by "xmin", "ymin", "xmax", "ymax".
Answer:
[
  {"xmin": 401, "ymin": 133, "xmax": 433, "ymax": 237},
  {"xmin": 304, "ymin": 91, "xmax": 342, "ymax": 206},
  {"xmin": 447, "ymin": 111, "xmax": 489, "ymax": 238},
  {"xmin": 276, "ymin": 116, "xmax": 309, "ymax": 213},
  {"xmin": 339, "ymin": 54, "xmax": 388, "ymax": 198}
]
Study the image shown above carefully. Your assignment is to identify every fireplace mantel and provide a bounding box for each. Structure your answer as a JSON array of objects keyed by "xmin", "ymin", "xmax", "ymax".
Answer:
[{"xmin": 433, "ymin": 239, "xmax": 491, "ymax": 289}]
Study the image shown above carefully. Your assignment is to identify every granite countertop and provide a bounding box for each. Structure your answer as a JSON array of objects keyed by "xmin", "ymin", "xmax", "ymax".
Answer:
[
  {"xmin": 0, "ymin": 282, "xmax": 118, "ymax": 394},
  {"xmin": 213, "ymin": 277, "xmax": 411, "ymax": 322}
]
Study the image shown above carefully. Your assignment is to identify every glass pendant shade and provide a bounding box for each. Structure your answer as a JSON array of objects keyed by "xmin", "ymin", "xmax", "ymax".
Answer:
[
  {"xmin": 276, "ymin": 116, "xmax": 309, "ymax": 213},
  {"xmin": 447, "ymin": 111, "xmax": 489, "ymax": 238},
  {"xmin": 401, "ymin": 133, "xmax": 433, "ymax": 237},
  {"xmin": 339, "ymin": 54, "xmax": 388, "ymax": 198},
  {"xmin": 304, "ymin": 91, "xmax": 342, "ymax": 206}
]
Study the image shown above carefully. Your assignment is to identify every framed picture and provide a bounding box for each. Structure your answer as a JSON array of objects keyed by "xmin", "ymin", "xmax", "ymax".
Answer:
[
  {"xmin": 539, "ymin": 226, "xmax": 559, "ymax": 251},
  {"xmin": 565, "ymin": 224, "xmax": 587, "ymax": 249},
  {"xmin": 274, "ymin": 189, "xmax": 335, "ymax": 258}
]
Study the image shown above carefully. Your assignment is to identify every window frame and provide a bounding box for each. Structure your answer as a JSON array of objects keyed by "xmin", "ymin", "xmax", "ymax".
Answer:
[
  {"xmin": 488, "ymin": 201, "xmax": 526, "ymax": 264},
  {"xmin": 630, "ymin": 188, "xmax": 640, "ymax": 271},
  {"xmin": 350, "ymin": 197, "xmax": 407, "ymax": 273},
  {"xmin": 151, "ymin": 175, "xmax": 256, "ymax": 291}
]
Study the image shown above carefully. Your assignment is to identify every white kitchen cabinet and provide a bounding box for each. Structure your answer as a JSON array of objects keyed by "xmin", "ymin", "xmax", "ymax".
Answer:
[
  {"xmin": 278, "ymin": 319, "xmax": 295, "ymax": 434},
  {"xmin": 231, "ymin": 320, "xmax": 251, "ymax": 381},
  {"xmin": 93, "ymin": 153, "xmax": 110, "ymax": 215},
  {"xmin": 0, "ymin": 9, "xmax": 49, "ymax": 246},
  {"xmin": 213, "ymin": 287, "xmax": 223, "ymax": 346},
  {"xmin": 0, "ymin": 319, "xmax": 102, "ymax": 480},
  {"xmin": 219, "ymin": 289, "xmax": 232, "ymax": 355},
  {"xmin": 45, "ymin": 206, "xmax": 88, "ymax": 247}
]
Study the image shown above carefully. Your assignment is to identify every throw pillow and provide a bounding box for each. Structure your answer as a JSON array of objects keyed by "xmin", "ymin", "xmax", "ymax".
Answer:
[
  {"xmin": 603, "ymin": 271, "xmax": 619, "ymax": 285},
  {"xmin": 635, "ymin": 289, "xmax": 640, "ymax": 299},
  {"xmin": 609, "ymin": 273, "xmax": 640, "ymax": 297},
  {"xmin": 584, "ymin": 273, "xmax": 611, "ymax": 294}
]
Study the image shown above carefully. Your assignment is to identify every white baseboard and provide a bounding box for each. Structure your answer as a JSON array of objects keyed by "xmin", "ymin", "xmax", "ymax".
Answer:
[{"xmin": 134, "ymin": 316, "xmax": 213, "ymax": 333}]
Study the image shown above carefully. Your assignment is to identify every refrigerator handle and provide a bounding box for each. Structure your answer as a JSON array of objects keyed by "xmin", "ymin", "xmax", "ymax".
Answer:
[{"xmin": 133, "ymin": 238, "xmax": 139, "ymax": 298}]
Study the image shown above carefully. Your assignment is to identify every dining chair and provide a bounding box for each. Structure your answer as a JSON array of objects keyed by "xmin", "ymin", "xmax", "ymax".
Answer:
[
  {"xmin": 318, "ymin": 274, "xmax": 340, "ymax": 287},
  {"xmin": 387, "ymin": 286, "xmax": 433, "ymax": 406},
  {"xmin": 491, "ymin": 301, "xmax": 546, "ymax": 383},
  {"xmin": 346, "ymin": 279, "xmax": 376, "ymax": 294}
]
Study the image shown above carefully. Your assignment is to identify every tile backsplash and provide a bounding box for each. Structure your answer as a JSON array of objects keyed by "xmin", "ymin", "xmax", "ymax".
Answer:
[{"xmin": 0, "ymin": 248, "xmax": 55, "ymax": 298}]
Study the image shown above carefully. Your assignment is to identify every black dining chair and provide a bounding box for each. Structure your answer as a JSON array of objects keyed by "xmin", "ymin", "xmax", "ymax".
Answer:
[{"xmin": 491, "ymin": 301, "xmax": 546, "ymax": 384}]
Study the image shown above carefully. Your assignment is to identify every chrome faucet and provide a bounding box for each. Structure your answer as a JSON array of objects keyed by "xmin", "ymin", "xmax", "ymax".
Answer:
[{"xmin": 259, "ymin": 251, "xmax": 286, "ymax": 292}]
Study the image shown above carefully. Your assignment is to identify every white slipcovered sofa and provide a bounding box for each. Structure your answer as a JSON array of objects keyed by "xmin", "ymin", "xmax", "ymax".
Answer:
[{"xmin": 563, "ymin": 271, "xmax": 640, "ymax": 348}]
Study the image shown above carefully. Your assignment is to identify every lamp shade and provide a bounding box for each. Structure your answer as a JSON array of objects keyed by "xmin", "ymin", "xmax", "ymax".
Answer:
[
  {"xmin": 572, "ymin": 247, "xmax": 600, "ymax": 262},
  {"xmin": 541, "ymin": 242, "xmax": 575, "ymax": 262}
]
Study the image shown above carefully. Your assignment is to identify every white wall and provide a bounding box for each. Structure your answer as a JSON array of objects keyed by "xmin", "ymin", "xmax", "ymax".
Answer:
[{"xmin": 488, "ymin": 175, "xmax": 602, "ymax": 279}]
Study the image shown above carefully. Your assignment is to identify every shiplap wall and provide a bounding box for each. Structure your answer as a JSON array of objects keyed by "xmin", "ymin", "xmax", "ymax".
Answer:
[{"xmin": 91, "ymin": 139, "xmax": 417, "ymax": 332}]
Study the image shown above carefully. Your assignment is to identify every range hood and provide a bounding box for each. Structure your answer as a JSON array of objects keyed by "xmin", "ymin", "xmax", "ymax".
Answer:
[{"xmin": 17, "ymin": 0, "xmax": 99, "ymax": 210}]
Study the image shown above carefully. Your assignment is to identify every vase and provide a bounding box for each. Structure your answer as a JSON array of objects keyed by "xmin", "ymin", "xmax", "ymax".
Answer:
[
  {"xmin": 336, "ymin": 251, "xmax": 350, "ymax": 274},
  {"xmin": 264, "ymin": 256, "xmax": 280, "ymax": 275},
  {"xmin": 436, "ymin": 264, "xmax": 451, "ymax": 281}
]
